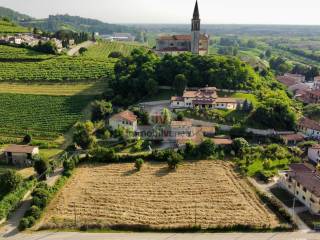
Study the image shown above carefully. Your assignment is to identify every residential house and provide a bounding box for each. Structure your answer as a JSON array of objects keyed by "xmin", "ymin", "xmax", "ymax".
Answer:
[
  {"xmin": 109, "ymin": 110, "xmax": 138, "ymax": 132},
  {"xmin": 297, "ymin": 117, "xmax": 320, "ymax": 139},
  {"xmin": 280, "ymin": 133, "xmax": 305, "ymax": 146},
  {"xmin": 308, "ymin": 145, "xmax": 320, "ymax": 164},
  {"xmin": 3, "ymin": 145, "xmax": 39, "ymax": 167},
  {"xmin": 171, "ymin": 120, "xmax": 193, "ymax": 138},
  {"xmin": 279, "ymin": 163, "xmax": 320, "ymax": 214},
  {"xmin": 170, "ymin": 87, "xmax": 237, "ymax": 110}
]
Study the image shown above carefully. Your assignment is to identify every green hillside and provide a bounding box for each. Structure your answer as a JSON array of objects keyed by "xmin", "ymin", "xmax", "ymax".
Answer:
[
  {"xmin": 0, "ymin": 6, "xmax": 32, "ymax": 21},
  {"xmin": 0, "ymin": 45, "xmax": 53, "ymax": 61},
  {"xmin": 21, "ymin": 14, "xmax": 138, "ymax": 35},
  {"xmin": 0, "ymin": 19, "xmax": 29, "ymax": 33}
]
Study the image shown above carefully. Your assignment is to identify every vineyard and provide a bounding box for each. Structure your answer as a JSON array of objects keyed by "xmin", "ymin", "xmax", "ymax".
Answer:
[
  {"xmin": 0, "ymin": 57, "xmax": 116, "ymax": 82},
  {"xmin": 82, "ymin": 41, "xmax": 147, "ymax": 60},
  {"xmin": 0, "ymin": 20, "xmax": 28, "ymax": 34},
  {"xmin": 0, "ymin": 45, "xmax": 53, "ymax": 61},
  {"xmin": 0, "ymin": 93, "xmax": 94, "ymax": 139},
  {"xmin": 42, "ymin": 161, "xmax": 281, "ymax": 230}
]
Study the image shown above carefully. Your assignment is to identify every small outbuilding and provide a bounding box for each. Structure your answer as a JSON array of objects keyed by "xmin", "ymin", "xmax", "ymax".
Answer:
[
  {"xmin": 280, "ymin": 133, "xmax": 305, "ymax": 146},
  {"xmin": 3, "ymin": 144, "xmax": 39, "ymax": 167}
]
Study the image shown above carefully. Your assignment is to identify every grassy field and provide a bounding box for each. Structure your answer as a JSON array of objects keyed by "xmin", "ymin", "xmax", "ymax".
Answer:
[
  {"xmin": 0, "ymin": 93, "xmax": 94, "ymax": 140},
  {"xmin": 0, "ymin": 82, "xmax": 108, "ymax": 96},
  {"xmin": 0, "ymin": 20, "xmax": 28, "ymax": 34},
  {"xmin": 41, "ymin": 161, "xmax": 281, "ymax": 230},
  {"xmin": 83, "ymin": 41, "xmax": 147, "ymax": 60}
]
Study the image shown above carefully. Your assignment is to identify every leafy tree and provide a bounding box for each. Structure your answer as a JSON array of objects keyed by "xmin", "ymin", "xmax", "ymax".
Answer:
[
  {"xmin": 176, "ymin": 112, "xmax": 184, "ymax": 121},
  {"xmin": 33, "ymin": 157, "xmax": 50, "ymax": 180},
  {"xmin": 198, "ymin": 139, "xmax": 216, "ymax": 157},
  {"xmin": 304, "ymin": 104, "xmax": 320, "ymax": 120},
  {"xmin": 108, "ymin": 51, "xmax": 124, "ymax": 58},
  {"xmin": 233, "ymin": 138, "xmax": 249, "ymax": 157},
  {"xmin": 135, "ymin": 158, "xmax": 144, "ymax": 171},
  {"xmin": 265, "ymin": 49, "xmax": 272, "ymax": 58},
  {"xmin": 162, "ymin": 108, "xmax": 172, "ymax": 125},
  {"xmin": 173, "ymin": 74, "xmax": 188, "ymax": 95},
  {"xmin": 91, "ymin": 100, "xmax": 113, "ymax": 122},
  {"xmin": 145, "ymin": 78, "xmax": 158, "ymax": 96},
  {"xmin": 247, "ymin": 40, "xmax": 257, "ymax": 48},
  {"xmin": 73, "ymin": 121, "xmax": 97, "ymax": 149},
  {"xmin": 0, "ymin": 170, "xmax": 23, "ymax": 195},
  {"xmin": 23, "ymin": 134, "xmax": 32, "ymax": 144},
  {"xmin": 79, "ymin": 47, "xmax": 87, "ymax": 55},
  {"xmin": 167, "ymin": 152, "xmax": 183, "ymax": 170}
]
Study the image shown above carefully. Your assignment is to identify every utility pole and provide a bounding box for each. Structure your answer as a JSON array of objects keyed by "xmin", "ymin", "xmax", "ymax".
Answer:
[{"xmin": 73, "ymin": 202, "xmax": 77, "ymax": 228}]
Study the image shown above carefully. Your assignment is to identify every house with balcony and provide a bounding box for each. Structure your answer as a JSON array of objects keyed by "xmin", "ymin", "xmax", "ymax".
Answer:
[{"xmin": 279, "ymin": 163, "xmax": 320, "ymax": 214}]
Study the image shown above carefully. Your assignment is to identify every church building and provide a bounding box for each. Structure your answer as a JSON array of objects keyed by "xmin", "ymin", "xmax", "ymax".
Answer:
[{"xmin": 155, "ymin": 1, "xmax": 209, "ymax": 56}]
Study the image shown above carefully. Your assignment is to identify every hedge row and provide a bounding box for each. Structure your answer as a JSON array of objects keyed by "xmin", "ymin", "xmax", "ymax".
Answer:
[
  {"xmin": 19, "ymin": 176, "xmax": 70, "ymax": 230},
  {"xmin": 0, "ymin": 180, "xmax": 35, "ymax": 220}
]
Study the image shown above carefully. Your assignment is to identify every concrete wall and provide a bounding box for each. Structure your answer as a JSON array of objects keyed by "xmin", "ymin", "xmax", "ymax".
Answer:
[
  {"xmin": 308, "ymin": 148, "xmax": 320, "ymax": 164},
  {"xmin": 109, "ymin": 119, "xmax": 137, "ymax": 132}
]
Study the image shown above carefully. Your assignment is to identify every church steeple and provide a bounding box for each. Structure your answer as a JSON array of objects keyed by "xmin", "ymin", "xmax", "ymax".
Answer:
[
  {"xmin": 193, "ymin": 0, "xmax": 200, "ymax": 20},
  {"xmin": 191, "ymin": 0, "xmax": 201, "ymax": 54}
]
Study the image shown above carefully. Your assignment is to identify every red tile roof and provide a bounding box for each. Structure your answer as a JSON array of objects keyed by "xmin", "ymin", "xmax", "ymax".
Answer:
[
  {"xmin": 157, "ymin": 34, "xmax": 208, "ymax": 41},
  {"xmin": 277, "ymin": 76, "xmax": 299, "ymax": 87},
  {"xmin": 171, "ymin": 96, "xmax": 184, "ymax": 101},
  {"xmin": 298, "ymin": 117, "xmax": 320, "ymax": 131},
  {"xmin": 280, "ymin": 133, "xmax": 305, "ymax": 142},
  {"xmin": 288, "ymin": 163, "xmax": 320, "ymax": 198},
  {"xmin": 110, "ymin": 110, "xmax": 137, "ymax": 123},
  {"xmin": 4, "ymin": 144, "xmax": 38, "ymax": 154},
  {"xmin": 212, "ymin": 138, "xmax": 233, "ymax": 145},
  {"xmin": 171, "ymin": 120, "xmax": 193, "ymax": 128}
]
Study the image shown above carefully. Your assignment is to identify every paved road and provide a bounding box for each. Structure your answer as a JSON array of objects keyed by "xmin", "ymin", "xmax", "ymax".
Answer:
[
  {"xmin": 67, "ymin": 41, "xmax": 95, "ymax": 56},
  {"xmin": 6, "ymin": 231, "xmax": 320, "ymax": 240}
]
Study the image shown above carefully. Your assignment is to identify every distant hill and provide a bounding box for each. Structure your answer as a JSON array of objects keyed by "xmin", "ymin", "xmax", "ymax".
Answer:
[
  {"xmin": 21, "ymin": 14, "xmax": 138, "ymax": 35},
  {"xmin": 0, "ymin": 6, "xmax": 32, "ymax": 21}
]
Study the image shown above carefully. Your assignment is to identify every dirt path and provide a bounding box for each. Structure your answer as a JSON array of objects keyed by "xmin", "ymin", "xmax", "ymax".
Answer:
[
  {"xmin": 0, "ymin": 169, "xmax": 63, "ymax": 238},
  {"xmin": 67, "ymin": 41, "xmax": 95, "ymax": 56}
]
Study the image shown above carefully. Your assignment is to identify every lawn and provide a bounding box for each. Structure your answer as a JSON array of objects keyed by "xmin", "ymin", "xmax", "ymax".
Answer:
[
  {"xmin": 0, "ymin": 93, "xmax": 94, "ymax": 140},
  {"xmin": 243, "ymin": 158, "xmax": 290, "ymax": 177},
  {"xmin": 41, "ymin": 161, "xmax": 282, "ymax": 230}
]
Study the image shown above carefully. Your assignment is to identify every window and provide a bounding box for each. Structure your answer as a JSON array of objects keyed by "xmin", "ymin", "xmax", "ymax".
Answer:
[
  {"xmin": 303, "ymin": 196, "xmax": 306, "ymax": 200},
  {"xmin": 297, "ymin": 183, "xmax": 300, "ymax": 187},
  {"xmin": 177, "ymin": 102, "xmax": 179, "ymax": 105},
  {"xmin": 303, "ymin": 187, "xmax": 307, "ymax": 192},
  {"xmin": 296, "ymin": 191, "xmax": 299, "ymax": 195}
]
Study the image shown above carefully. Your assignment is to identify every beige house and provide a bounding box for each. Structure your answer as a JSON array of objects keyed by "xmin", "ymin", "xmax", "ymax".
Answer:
[
  {"xmin": 171, "ymin": 87, "xmax": 237, "ymax": 110},
  {"xmin": 279, "ymin": 164, "xmax": 320, "ymax": 214},
  {"xmin": 3, "ymin": 145, "xmax": 39, "ymax": 167},
  {"xmin": 308, "ymin": 144, "xmax": 320, "ymax": 164},
  {"xmin": 297, "ymin": 117, "xmax": 320, "ymax": 140},
  {"xmin": 109, "ymin": 110, "xmax": 138, "ymax": 132}
]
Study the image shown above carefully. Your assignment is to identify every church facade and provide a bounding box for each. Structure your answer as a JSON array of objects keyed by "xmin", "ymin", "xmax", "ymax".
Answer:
[{"xmin": 155, "ymin": 1, "xmax": 209, "ymax": 56}]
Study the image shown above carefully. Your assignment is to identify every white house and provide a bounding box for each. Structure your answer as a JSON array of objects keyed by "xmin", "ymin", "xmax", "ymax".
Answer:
[
  {"xmin": 109, "ymin": 110, "xmax": 138, "ymax": 132},
  {"xmin": 3, "ymin": 145, "xmax": 39, "ymax": 167},
  {"xmin": 308, "ymin": 145, "xmax": 320, "ymax": 164},
  {"xmin": 279, "ymin": 164, "xmax": 320, "ymax": 214},
  {"xmin": 297, "ymin": 117, "xmax": 320, "ymax": 139},
  {"xmin": 170, "ymin": 87, "xmax": 237, "ymax": 110}
]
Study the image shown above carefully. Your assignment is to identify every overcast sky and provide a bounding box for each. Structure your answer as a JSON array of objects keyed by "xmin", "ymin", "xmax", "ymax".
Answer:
[{"xmin": 1, "ymin": 0, "xmax": 320, "ymax": 25}]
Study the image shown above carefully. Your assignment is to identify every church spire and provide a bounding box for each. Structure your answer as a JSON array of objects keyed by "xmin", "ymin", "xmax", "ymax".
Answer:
[{"xmin": 193, "ymin": 0, "xmax": 200, "ymax": 20}]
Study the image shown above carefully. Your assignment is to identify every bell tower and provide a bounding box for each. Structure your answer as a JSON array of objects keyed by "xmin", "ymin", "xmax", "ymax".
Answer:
[{"xmin": 191, "ymin": 0, "xmax": 200, "ymax": 54}]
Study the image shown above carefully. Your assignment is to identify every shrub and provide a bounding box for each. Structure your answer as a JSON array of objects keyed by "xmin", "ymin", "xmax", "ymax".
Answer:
[
  {"xmin": 22, "ymin": 134, "xmax": 32, "ymax": 144},
  {"xmin": 19, "ymin": 217, "xmax": 30, "ymax": 231},
  {"xmin": 135, "ymin": 158, "xmax": 144, "ymax": 171},
  {"xmin": 167, "ymin": 152, "xmax": 183, "ymax": 170},
  {"xmin": 89, "ymin": 147, "xmax": 117, "ymax": 162},
  {"xmin": 26, "ymin": 205, "xmax": 41, "ymax": 219},
  {"xmin": 0, "ymin": 170, "xmax": 23, "ymax": 195},
  {"xmin": 33, "ymin": 157, "xmax": 50, "ymax": 180},
  {"xmin": 198, "ymin": 139, "xmax": 216, "ymax": 158}
]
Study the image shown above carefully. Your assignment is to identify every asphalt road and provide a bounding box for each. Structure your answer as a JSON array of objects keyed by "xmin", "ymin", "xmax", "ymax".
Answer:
[{"xmin": 6, "ymin": 231, "xmax": 320, "ymax": 240}]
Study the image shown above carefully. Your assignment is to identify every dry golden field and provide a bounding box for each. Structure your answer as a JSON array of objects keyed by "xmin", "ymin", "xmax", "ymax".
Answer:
[{"xmin": 41, "ymin": 161, "xmax": 281, "ymax": 229}]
